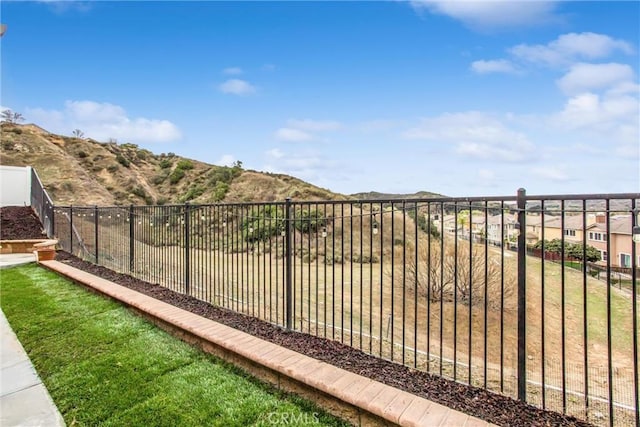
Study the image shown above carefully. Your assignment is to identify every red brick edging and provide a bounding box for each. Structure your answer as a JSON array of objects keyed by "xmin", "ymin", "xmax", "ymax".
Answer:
[{"xmin": 40, "ymin": 260, "xmax": 495, "ymax": 427}]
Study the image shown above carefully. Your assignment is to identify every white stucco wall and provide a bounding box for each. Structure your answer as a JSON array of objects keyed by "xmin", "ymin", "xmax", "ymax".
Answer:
[{"xmin": 0, "ymin": 165, "xmax": 31, "ymax": 207}]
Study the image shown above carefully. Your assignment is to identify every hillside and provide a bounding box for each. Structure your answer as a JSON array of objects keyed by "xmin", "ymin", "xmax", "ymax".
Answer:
[
  {"xmin": 0, "ymin": 123, "xmax": 346, "ymax": 206},
  {"xmin": 350, "ymin": 190, "xmax": 444, "ymax": 200}
]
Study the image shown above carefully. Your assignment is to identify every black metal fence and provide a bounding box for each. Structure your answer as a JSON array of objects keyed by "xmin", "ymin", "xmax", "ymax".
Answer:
[
  {"xmin": 30, "ymin": 167, "xmax": 54, "ymax": 237},
  {"xmin": 38, "ymin": 189, "xmax": 639, "ymax": 426}
]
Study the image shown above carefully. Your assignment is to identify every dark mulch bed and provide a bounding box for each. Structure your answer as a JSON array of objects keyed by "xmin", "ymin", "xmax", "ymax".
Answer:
[
  {"xmin": 53, "ymin": 250, "xmax": 592, "ymax": 427},
  {"xmin": 1, "ymin": 210, "xmax": 592, "ymax": 426},
  {"xmin": 0, "ymin": 206, "xmax": 47, "ymax": 240}
]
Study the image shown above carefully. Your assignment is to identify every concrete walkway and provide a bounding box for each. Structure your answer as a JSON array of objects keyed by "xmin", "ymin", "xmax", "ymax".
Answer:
[
  {"xmin": 0, "ymin": 255, "xmax": 65, "ymax": 427},
  {"xmin": 0, "ymin": 253, "xmax": 37, "ymax": 269}
]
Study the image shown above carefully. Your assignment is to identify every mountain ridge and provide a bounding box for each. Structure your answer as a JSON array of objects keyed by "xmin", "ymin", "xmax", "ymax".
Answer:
[{"xmin": 1, "ymin": 122, "xmax": 445, "ymax": 206}]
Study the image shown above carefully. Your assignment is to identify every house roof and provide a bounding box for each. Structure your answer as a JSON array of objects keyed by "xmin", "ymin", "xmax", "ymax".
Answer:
[
  {"xmin": 526, "ymin": 215, "xmax": 543, "ymax": 226},
  {"xmin": 487, "ymin": 214, "xmax": 516, "ymax": 225},
  {"xmin": 587, "ymin": 215, "xmax": 633, "ymax": 235},
  {"xmin": 544, "ymin": 215, "xmax": 587, "ymax": 230}
]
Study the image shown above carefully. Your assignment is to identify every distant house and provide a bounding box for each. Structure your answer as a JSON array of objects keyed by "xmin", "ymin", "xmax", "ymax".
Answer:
[
  {"xmin": 586, "ymin": 214, "xmax": 639, "ymax": 268},
  {"xmin": 437, "ymin": 212, "xmax": 486, "ymax": 241},
  {"xmin": 542, "ymin": 214, "xmax": 596, "ymax": 244},
  {"xmin": 524, "ymin": 214, "xmax": 542, "ymax": 245},
  {"xmin": 486, "ymin": 214, "xmax": 518, "ymax": 246}
]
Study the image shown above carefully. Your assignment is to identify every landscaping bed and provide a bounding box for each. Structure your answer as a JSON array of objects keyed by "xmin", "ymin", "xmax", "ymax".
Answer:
[{"xmin": 0, "ymin": 206, "xmax": 46, "ymax": 240}]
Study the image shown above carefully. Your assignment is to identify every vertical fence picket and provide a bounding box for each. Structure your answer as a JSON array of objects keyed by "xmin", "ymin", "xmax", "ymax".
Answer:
[{"xmin": 517, "ymin": 188, "xmax": 527, "ymax": 402}]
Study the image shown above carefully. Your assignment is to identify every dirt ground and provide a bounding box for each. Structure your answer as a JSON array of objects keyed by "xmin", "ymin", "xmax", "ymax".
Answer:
[{"xmin": 0, "ymin": 206, "xmax": 46, "ymax": 239}]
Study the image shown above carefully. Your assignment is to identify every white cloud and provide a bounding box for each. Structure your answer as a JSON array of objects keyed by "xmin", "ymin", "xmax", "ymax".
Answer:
[
  {"xmin": 222, "ymin": 67, "xmax": 243, "ymax": 75},
  {"xmin": 286, "ymin": 119, "xmax": 342, "ymax": 132},
  {"xmin": 218, "ymin": 79, "xmax": 256, "ymax": 96},
  {"xmin": 478, "ymin": 169, "xmax": 494, "ymax": 179},
  {"xmin": 553, "ymin": 91, "xmax": 639, "ymax": 146},
  {"xmin": 471, "ymin": 59, "xmax": 518, "ymax": 74},
  {"xmin": 510, "ymin": 32, "xmax": 633, "ymax": 68},
  {"xmin": 410, "ymin": 0, "xmax": 558, "ymax": 30},
  {"xmin": 477, "ymin": 168, "xmax": 497, "ymax": 186},
  {"xmin": 25, "ymin": 100, "xmax": 181, "ymax": 143},
  {"xmin": 556, "ymin": 62, "xmax": 635, "ymax": 95},
  {"xmin": 273, "ymin": 118, "xmax": 343, "ymax": 142},
  {"xmin": 266, "ymin": 148, "xmax": 285, "ymax": 159},
  {"xmin": 278, "ymin": 154, "xmax": 324, "ymax": 171},
  {"xmin": 275, "ymin": 128, "xmax": 313, "ymax": 142},
  {"xmin": 262, "ymin": 148, "xmax": 335, "ymax": 185},
  {"xmin": 215, "ymin": 154, "xmax": 235, "ymax": 167},
  {"xmin": 356, "ymin": 119, "xmax": 401, "ymax": 132},
  {"xmin": 531, "ymin": 166, "xmax": 569, "ymax": 181},
  {"xmin": 37, "ymin": 1, "xmax": 92, "ymax": 13},
  {"xmin": 403, "ymin": 111, "xmax": 534, "ymax": 162}
]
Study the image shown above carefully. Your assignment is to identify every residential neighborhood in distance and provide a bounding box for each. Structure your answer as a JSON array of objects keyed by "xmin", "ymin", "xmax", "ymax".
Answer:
[{"xmin": 434, "ymin": 211, "xmax": 638, "ymax": 270}]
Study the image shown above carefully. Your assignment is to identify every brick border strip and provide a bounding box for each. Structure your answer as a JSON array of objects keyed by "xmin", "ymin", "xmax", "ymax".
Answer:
[{"xmin": 40, "ymin": 260, "xmax": 494, "ymax": 427}]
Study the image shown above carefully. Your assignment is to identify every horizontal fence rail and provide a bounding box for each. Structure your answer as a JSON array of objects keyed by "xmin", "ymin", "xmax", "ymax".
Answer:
[{"xmin": 42, "ymin": 189, "xmax": 639, "ymax": 427}]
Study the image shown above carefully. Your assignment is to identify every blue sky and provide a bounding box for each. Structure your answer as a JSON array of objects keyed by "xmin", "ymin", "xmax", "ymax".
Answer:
[{"xmin": 1, "ymin": 1, "xmax": 638, "ymax": 197}]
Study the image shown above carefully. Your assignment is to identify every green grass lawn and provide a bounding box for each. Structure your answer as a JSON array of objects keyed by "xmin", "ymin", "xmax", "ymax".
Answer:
[{"xmin": 0, "ymin": 264, "xmax": 349, "ymax": 427}]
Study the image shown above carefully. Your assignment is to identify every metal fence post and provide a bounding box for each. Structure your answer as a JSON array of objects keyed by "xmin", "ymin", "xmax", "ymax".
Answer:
[
  {"xmin": 285, "ymin": 197, "xmax": 293, "ymax": 330},
  {"xmin": 517, "ymin": 188, "xmax": 527, "ymax": 401},
  {"xmin": 50, "ymin": 204, "xmax": 55, "ymax": 238},
  {"xmin": 94, "ymin": 205, "xmax": 99, "ymax": 264},
  {"xmin": 129, "ymin": 204, "xmax": 135, "ymax": 273},
  {"xmin": 184, "ymin": 202, "xmax": 190, "ymax": 295},
  {"xmin": 69, "ymin": 205, "xmax": 73, "ymax": 255}
]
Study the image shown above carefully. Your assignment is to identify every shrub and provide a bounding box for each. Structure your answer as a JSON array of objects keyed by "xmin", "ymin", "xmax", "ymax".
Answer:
[
  {"xmin": 409, "ymin": 210, "xmax": 440, "ymax": 239},
  {"xmin": 179, "ymin": 185, "xmax": 205, "ymax": 203},
  {"xmin": 136, "ymin": 149, "xmax": 150, "ymax": 161},
  {"xmin": 159, "ymin": 158, "xmax": 172, "ymax": 169},
  {"xmin": 169, "ymin": 168, "xmax": 185, "ymax": 184},
  {"xmin": 302, "ymin": 253, "xmax": 317, "ymax": 263},
  {"xmin": 77, "ymin": 151, "xmax": 88, "ymax": 158},
  {"xmin": 176, "ymin": 159, "xmax": 194, "ymax": 170},
  {"xmin": 208, "ymin": 167, "xmax": 234, "ymax": 185},
  {"xmin": 242, "ymin": 206, "xmax": 283, "ymax": 243},
  {"xmin": 107, "ymin": 165, "xmax": 118, "ymax": 173},
  {"xmin": 532, "ymin": 239, "xmax": 601, "ymax": 262},
  {"xmin": 213, "ymin": 181, "xmax": 229, "ymax": 201},
  {"xmin": 293, "ymin": 209, "xmax": 325, "ymax": 233},
  {"xmin": 131, "ymin": 186, "xmax": 147, "ymax": 199},
  {"xmin": 324, "ymin": 254, "xmax": 343, "ymax": 265},
  {"xmin": 116, "ymin": 154, "xmax": 130, "ymax": 168},
  {"xmin": 352, "ymin": 254, "xmax": 379, "ymax": 264},
  {"xmin": 152, "ymin": 171, "xmax": 169, "ymax": 185}
]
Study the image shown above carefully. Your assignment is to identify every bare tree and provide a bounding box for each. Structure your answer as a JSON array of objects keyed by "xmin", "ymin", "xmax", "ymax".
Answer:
[
  {"xmin": 72, "ymin": 129, "xmax": 85, "ymax": 138},
  {"xmin": 402, "ymin": 239, "xmax": 516, "ymax": 311},
  {"xmin": 1, "ymin": 109, "xmax": 24, "ymax": 124}
]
